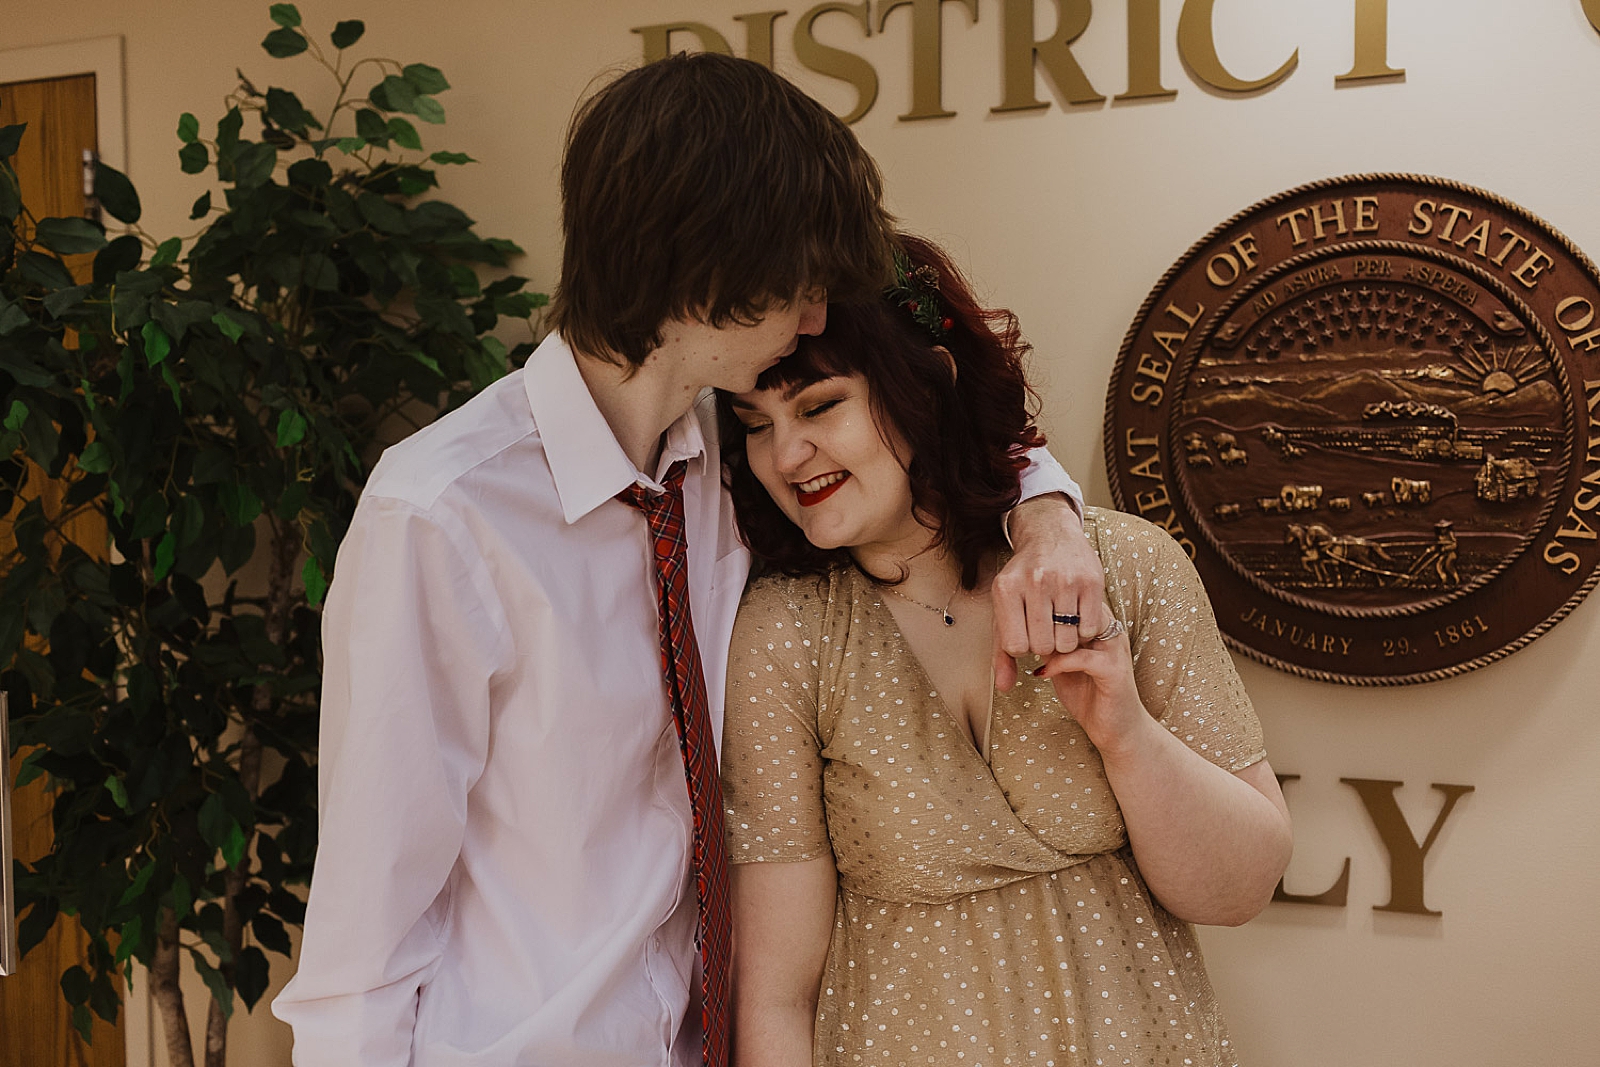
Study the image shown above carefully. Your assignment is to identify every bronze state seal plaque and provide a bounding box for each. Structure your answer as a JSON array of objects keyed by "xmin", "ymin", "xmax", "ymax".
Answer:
[{"xmin": 1105, "ymin": 174, "xmax": 1600, "ymax": 684}]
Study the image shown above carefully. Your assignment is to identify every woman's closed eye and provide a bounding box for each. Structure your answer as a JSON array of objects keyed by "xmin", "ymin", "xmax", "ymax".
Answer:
[
  {"xmin": 802, "ymin": 398, "xmax": 843, "ymax": 419},
  {"xmin": 740, "ymin": 419, "xmax": 773, "ymax": 436}
]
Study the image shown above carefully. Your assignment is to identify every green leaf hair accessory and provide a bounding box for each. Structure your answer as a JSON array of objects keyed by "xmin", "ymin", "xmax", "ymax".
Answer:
[{"xmin": 887, "ymin": 248, "xmax": 953, "ymax": 342}]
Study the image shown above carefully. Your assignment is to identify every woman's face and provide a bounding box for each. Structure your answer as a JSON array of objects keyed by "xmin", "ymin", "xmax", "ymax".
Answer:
[{"xmin": 728, "ymin": 373, "xmax": 928, "ymax": 559}]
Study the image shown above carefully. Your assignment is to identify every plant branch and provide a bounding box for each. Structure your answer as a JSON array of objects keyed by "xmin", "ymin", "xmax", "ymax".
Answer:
[{"xmin": 152, "ymin": 909, "xmax": 196, "ymax": 1067}]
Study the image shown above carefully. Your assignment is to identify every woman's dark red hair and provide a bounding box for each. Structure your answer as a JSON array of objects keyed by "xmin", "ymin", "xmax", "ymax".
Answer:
[{"xmin": 718, "ymin": 233, "xmax": 1045, "ymax": 588}]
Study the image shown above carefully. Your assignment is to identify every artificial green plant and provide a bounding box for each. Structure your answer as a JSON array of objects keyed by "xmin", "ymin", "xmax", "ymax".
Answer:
[{"xmin": 0, "ymin": 7, "xmax": 544, "ymax": 1065}]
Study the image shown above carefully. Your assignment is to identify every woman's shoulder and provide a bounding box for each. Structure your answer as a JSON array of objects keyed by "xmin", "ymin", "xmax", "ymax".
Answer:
[
  {"xmin": 737, "ymin": 566, "xmax": 845, "ymax": 629},
  {"xmin": 1081, "ymin": 506, "xmax": 1190, "ymax": 566},
  {"xmin": 1081, "ymin": 506, "xmax": 1212, "ymax": 622}
]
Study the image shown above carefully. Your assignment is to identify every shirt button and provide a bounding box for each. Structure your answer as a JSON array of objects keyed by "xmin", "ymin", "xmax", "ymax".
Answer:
[{"xmin": 653, "ymin": 937, "xmax": 663, "ymax": 950}]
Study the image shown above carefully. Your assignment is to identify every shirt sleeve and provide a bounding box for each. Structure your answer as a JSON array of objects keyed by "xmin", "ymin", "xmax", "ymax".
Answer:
[
  {"xmin": 1092, "ymin": 509, "xmax": 1267, "ymax": 773},
  {"xmin": 272, "ymin": 495, "xmax": 510, "ymax": 1065},
  {"xmin": 721, "ymin": 576, "xmax": 832, "ymax": 864},
  {"xmin": 1015, "ymin": 445, "xmax": 1085, "ymax": 514}
]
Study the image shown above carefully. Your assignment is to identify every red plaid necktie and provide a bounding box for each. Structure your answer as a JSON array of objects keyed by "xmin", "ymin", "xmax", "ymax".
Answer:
[{"xmin": 619, "ymin": 461, "xmax": 732, "ymax": 1067}]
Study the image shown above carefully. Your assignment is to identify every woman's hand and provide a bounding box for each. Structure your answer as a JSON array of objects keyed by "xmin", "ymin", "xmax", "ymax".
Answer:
[
  {"xmin": 993, "ymin": 496, "xmax": 1107, "ymax": 690},
  {"xmin": 1031, "ymin": 607, "xmax": 1157, "ymax": 759},
  {"xmin": 1035, "ymin": 605, "xmax": 1293, "ymax": 927}
]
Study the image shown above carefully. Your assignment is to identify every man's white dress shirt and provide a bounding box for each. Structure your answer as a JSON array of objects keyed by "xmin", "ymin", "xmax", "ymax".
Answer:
[{"xmin": 272, "ymin": 333, "xmax": 1082, "ymax": 1065}]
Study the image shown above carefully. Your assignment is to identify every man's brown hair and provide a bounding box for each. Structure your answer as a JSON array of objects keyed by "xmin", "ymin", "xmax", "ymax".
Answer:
[{"xmin": 550, "ymin": 53, "xmax": 895, "ymax": 366}]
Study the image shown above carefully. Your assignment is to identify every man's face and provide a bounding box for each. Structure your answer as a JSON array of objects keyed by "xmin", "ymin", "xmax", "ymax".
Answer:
[{"xmin": 668, "ymin": 287, "xmax": 828, "ymax": 393}]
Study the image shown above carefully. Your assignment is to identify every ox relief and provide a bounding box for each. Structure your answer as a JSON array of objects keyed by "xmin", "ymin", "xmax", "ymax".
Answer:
[{"xmin": 1106, "ymin": 174, "xmax": 1600, "ymax": 685}]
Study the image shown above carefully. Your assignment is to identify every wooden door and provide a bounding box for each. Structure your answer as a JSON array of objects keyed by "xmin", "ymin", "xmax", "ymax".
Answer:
[{"xmin": 0, "ymin": 72, "xmax": 126, "ymax": 1067}]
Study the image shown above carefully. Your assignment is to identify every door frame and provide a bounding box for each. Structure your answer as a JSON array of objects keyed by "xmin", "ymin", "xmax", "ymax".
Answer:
[{"xmin": 0, "ymin": 35, "xmax": 127, "ymax": 171}]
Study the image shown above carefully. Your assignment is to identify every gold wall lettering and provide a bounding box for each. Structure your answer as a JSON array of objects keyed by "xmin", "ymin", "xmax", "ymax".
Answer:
[
  {"xmin": 1272, "ymin": 776, "xmax": 1474, "ymax": 916},
  {"xmin": 1175, "ymin": 0, "xmax": 1298, "ymax": 94},
  {"xmin": 1117, "ymin": 0, "xmax": 1176, "ymax": 103},
  {"xmin": 878, "ymin": 0, "xmax": 978, "ymax": 121},
  {"xmin": 633, "ymin": 0, "xmax": 1403, "ymax": 124},
  {"xmin": 993, "ymin": 0, "xmax": 1102, "ymax": 115},
  {"xmin": 1337, "ymin": 0, "xmax": 1405, "ymax": 84},
  {"xmin": 735, "ymin": 9, "xmax": 787, "ymax": 67},
  {"xmin": 793, "ymin": 2, "xmax": 879, "ymax": 124}
]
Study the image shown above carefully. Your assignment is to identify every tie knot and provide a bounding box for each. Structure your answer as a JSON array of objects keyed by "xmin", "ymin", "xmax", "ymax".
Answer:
[{"xmin": 619, "ymin": 460, "xmax": 687, "ymax": 515}]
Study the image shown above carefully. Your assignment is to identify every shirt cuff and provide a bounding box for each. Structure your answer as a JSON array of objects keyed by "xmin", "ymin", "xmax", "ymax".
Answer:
[{"xmin": 1005, "ymin": 447, "xmax": 1084, "ymax": 546}]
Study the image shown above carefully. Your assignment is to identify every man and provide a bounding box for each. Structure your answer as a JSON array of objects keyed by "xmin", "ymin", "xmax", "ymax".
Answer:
[{"xmin": 273, "ymin": 53, "xmax": 1103, "ymax": 1064}]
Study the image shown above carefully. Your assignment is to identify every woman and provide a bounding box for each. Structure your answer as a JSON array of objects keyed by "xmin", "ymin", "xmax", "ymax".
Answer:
[{"xmin": 717, "ymin": 234, "xmax": 1293, "ymax": 1065}]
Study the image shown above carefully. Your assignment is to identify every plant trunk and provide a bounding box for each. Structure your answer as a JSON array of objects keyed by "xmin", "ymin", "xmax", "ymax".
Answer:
[
  {"xmin": 202, "ymin": 522, "xmax": 302, "ymax": 1067},
  {"xmin": 152, "ymin": 909, "xmax": 196, "ymax": 1067}
]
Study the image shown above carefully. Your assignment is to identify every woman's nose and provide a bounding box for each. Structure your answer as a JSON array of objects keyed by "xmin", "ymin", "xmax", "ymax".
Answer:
[{"xmin": 772, "ymin": 421, "xmax": 815, "ymax": 476}]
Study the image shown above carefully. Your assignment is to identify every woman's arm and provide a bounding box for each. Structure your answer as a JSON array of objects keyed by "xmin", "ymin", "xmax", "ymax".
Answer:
[
  {"xmin": 731, "ymin": 856, "xmax": 837, "ymax": 1066},
  {"xmin": 1043, "ymin": 636, "xmax": 1292, "ymax": 924}
]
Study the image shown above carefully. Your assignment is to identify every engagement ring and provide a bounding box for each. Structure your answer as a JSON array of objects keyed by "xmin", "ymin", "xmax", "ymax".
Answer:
[{"xmin": 1089, "ymin": 618, "xmax": 1126, "ymax": 642}]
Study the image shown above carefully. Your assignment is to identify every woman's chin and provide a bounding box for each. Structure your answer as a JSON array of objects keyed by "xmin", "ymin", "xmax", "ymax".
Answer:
[{"xmin": 797, "ymin": 522, "xmax": 851, "ymax": 552}]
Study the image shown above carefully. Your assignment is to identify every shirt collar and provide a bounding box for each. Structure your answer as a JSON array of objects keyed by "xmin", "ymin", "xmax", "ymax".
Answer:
[{"xmin": 523, "ymin": 333, "xmax": 709, "ymax": 524}]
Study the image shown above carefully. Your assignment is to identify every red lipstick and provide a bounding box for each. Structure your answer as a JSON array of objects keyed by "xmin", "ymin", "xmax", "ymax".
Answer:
[{"xmin": 796, "ymin": 473, "xmax": 850, "ymax": 507}]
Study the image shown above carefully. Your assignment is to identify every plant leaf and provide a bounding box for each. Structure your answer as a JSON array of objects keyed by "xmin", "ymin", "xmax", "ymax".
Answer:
[
  {"xmin": 235, "ymin": 946, "xmax": 271, "ymax": 1009},
  {"xmin": 372, "ymin": 75, "xmax": 416, "ymax": 113},
  {"xmin": 387, "ymin": 117, "xmax": 422, "ymax": 151},
  {"xmin": 231, "ymin": 142, "xmax": 279, "ymax": 188},
  {"xmin": 0, "ymin": 297, "xmax": 29, "ymax": 336},
  {"xmin": 19, "ymin": 250, "xmax": 76, "ymax": 288},
  {"xmin": 104, "ymin": 774, "xmax": 132, "ymax": 812},
  {"xmin": 262, "ymin": 27, "xmax": 309, "ymax": 58},
  {"xmin": 269, "ymin": 3, "xmax": 302, "ymax": 28},
  {"xmin": 190, "ymin": 190, "xmax": 212, "ymax": 219},
  {"xmin": 61, "ymin": 966, "xmax": 92, "ymax": 1005},
  {"xmin": 331, "ymin": 19, "xmax": 365, "ymax": 48},
  {"xmin": 335, "ymin": 136, "xmax": 365, "ymax": 154},
  {"xmin": 211, "ymin": 310, "xmax": 247, "ymax": 342},
  {"xmin": 355, "ymin": 108, "xmax": 388, "ymax": 143},
  {"xmin": 0, "ymin": 167, "xmax": 21, "ymax": 220},
  {"xmin": 93, "ymin": 235, "xmax": 144, "ymax": 283},
  {"xmin": 402, "ymin": 63, "xmax": 450, "ymax": 95},
  {"xmin": 301, "ymin": 555, "xmax": 328, "ymax": 606},
  {"xmin": 219, "ymin": 482, "xmax": 262, "ymax": 527},
  {"xmin": 412, "ymin": 95, "xmax": 446, "ymax": 124},
  {"xmin": 177, "ymin": 112, "xmax": 200, "ymax": 143},
  {"xmin": 76, "ymin": 441, "xmax": 112, "ymax": 474},
  {"xmin": 152, "ymin": 531, "xmax": 176, "ymax": 582},
  {"xmin": 43, "ymin": 284, "xmax": 91, "ymax": 317},
  {"xmin": 0, "ymin": 123, "xmax": 25, "ymax": 158},
  {"xmin": 35, "ymin": 216, "xmax": 107, "ymax": 254},
  {"xmin": 150, "ymin": 237, "xmax": 183, "ymax": 267},
  {"xmin": 222, "ymin": 822, "xmax": 248, "ymax": 869},
  {"xmin": 266, "ymin": 88, "xmax": 321, "ymax": 134},
  {"xmin": 192, "ymin": 955, "xmax": 234, "ymax": 1020},
  {"xmin": 275, "ymin": 409, "xmax": 308, "ymax": 447},
  {"xmin": 141, "ymin": 321, "xmax": 171, "ymax": 365},
  {"xmin": 93, "ymin": 162, "xmax": 142, "ymax": 224},
  {"xmin": 179, "ymin": 142, "xmax": 209, "ymax": 174},
  {"xmin": 430, "ymin": 150, "xmax": 475, "ymax": 165}
]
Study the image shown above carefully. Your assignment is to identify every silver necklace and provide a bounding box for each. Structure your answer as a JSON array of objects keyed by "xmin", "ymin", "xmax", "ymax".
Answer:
[{"xmin": 879, "ymin": 582, "xmax": 960, "ymax": 626}]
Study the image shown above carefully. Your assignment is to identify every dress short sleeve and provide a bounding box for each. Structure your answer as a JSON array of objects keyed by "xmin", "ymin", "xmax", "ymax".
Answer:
[
  {"xmin": 722, "ymin": 573, "xmax": 833, "ymax": 864},
  {"xmin": 1089, "ymin": 508, "xmax": 1267, "ymax": 773}
]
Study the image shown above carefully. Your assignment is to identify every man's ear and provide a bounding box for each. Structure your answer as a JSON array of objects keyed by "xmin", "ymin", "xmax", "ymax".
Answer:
[{"xmin": 932, "ymin": 345, "xmax": 957, "ymax": 382}]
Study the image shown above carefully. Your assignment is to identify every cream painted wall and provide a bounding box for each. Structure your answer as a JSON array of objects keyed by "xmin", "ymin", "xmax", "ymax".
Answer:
[{"xmin": 7, "ymin": 1, "xmax": 1599, "ymax": 1065}]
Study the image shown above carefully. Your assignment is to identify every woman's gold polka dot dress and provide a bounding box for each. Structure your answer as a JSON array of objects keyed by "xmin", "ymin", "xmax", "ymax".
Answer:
[{"xmin": 723, "ymin": 510, "xmax": 1267, "ymax": 1065}]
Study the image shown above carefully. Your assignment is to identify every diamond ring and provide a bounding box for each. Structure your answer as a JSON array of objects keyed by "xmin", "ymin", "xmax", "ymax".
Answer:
[{"xmin": 1089, "ymin": 618, "xmax": 1126, "ymax": 642}]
